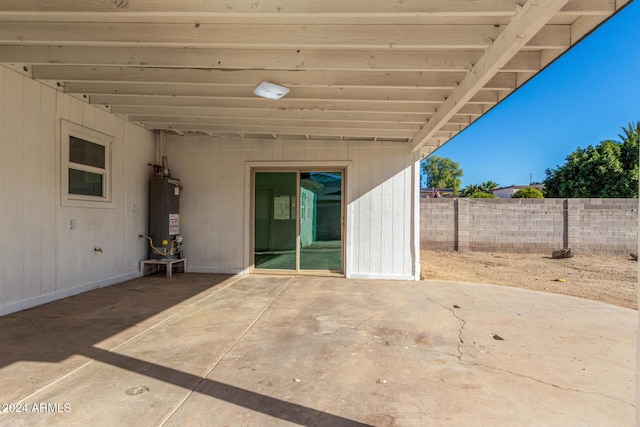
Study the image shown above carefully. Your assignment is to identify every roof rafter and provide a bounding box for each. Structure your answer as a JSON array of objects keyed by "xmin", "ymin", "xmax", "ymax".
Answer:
[
  {"xmin": 0, "ymin": 22, "xmax": 569, "ymax": 50},
  {"xmin": 0, "ymin": 46, "xmax": 541, "ymax": 72},
  {"xmin": 33, "ymin": 66, "xmax": 517, "ymax": 89},
  {"xmin": 71, "ymin": 83, "xmax": 500, "ymax": 103},
  {"xmin": 128, "ymin": 113, "xmax": 473, "ymax": 125},
  {"xmin": 0, "ymin": 0, "xmax": 622, "ymax": 145},
  {"xmin": 94, "ymin": 89, "xmax": 501, "ymax": 108},
  {"xmin": 108, "ymin": 104, "xmax": 454, "ymax": 122},
  {"xmin": 146, "ymin": 123, "xmax": 420, "ymax": 139},
  {"xmin": 0, "ymin": 0, "xmax": 612, "ymax": 21},
  {"xmin": 411, "ymin": 0, "xmax": 571, "ymax": 152}
]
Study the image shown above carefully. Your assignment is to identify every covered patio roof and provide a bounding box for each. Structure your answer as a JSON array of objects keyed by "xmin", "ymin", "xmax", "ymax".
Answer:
[{"xmin": 0, "ymin": 0, "xmax": 630, "ymax": 155}]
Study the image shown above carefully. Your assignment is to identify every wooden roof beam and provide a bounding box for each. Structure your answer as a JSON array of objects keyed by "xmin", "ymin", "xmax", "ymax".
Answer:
[
  {"xmin": 144, "ymin": 123, "xmax": 419, "ymax": 139},
  {"xmin": 126, "ymin": 114, "xmax": 434, "ymax": 126},
  {"xmin": 0, "ymin": 23, "xmax": 567, "ymax": 50},
  {"xmin": 0, "ymin": 46, "xmax": 541, "ymax": 73},
  {"xmin": 411, "ymin": 0, "xmax": 571, "ymax": 152},
  {"xmin": 89, "ymin": 90, "xmax": 495, "ymax": 104},
  {"xmin": 73, "ymin": 83, "xmax": 496, "ymax": 103},
  {"xmin": 35, "ymin": 67, "xmax": 517, "ymax": 90},
  {"xmin": 127, "ymin": 116, "xmax": 423, "ymax": 131},
  {"xmin": 0, "ymin": 0, "xmax": 612, "ymax": 19},
  {"xmin": 105, "ymin": 99, "xmax": 492, "ymax": 115},
  {"xmin": 122, "ymin": 108, "xmax": 436, "ymax": 123},
  {"xmin": 64, "ymin": 87, "xmax": 500, "ymax": 105}
]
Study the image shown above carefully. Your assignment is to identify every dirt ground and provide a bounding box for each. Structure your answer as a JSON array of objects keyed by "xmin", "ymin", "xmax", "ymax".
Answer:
[{"xmin": 421, "ymin": 250, "xmax": 638, "ymax": 310}]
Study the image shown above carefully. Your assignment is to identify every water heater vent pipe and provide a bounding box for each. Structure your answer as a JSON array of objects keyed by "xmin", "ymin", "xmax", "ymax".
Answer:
[{"xmin": 159, "ymin": 130, "xmax": 169, "ymax": 177}]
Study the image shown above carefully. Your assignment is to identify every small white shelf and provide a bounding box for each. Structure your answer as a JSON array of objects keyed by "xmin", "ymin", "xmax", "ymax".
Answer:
[{"xmin": 140, "ymin": 258, "xmax": 187, "ymax": 278}]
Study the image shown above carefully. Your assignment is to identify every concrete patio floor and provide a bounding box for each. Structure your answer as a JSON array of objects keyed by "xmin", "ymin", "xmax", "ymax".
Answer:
[{"xmin": 0, "ymin": 273, "xmax": 635, "ymax": 426}]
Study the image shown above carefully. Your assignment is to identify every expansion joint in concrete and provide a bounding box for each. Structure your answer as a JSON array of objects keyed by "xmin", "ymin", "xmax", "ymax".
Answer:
[
  {"xmin": 5, "ymin": 275, "xmax": 248, "ymax": 410},
  {"xmin": 159, "ymin": 276, "xmax": 295, "ymax": 426}
]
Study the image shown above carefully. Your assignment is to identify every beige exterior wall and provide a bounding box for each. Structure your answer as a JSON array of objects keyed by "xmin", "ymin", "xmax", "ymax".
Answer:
[
  {"xmin": 167, "ymin": 135, "xmax": 421, "ymax": 280},
  {"xmin": 0, "ymin": 66, "xmax": 156, "ymax": 316},
  {"xmin": 0, "ymin": 65, "xmax": 423, "ymax": 314}
]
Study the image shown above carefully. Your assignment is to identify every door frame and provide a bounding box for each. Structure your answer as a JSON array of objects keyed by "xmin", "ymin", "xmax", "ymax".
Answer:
[{"xmin": 244, "ymin": 161, "xmax": 350, "ymax": 276}]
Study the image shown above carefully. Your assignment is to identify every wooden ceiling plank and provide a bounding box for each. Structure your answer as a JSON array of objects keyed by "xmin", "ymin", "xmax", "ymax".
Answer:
[
  {"xmin": 570, "ymin": 15, "xmax": 609, "ymax": 41},
  {"xmin": 143, "ymin": 123, "xmax": 417, "ymax": 139},
  {"xmin": 0, "ymin": 0, "xmax": 611, "ymax": 16},
  {"xmin": 39, "ymin": 66, "xmax": 516, "ymax": 89},
  {"xmin": 128, "ymin": 114, "xmax": 427, "ymax": 125},
  {"xmin": 411, "ymin": 0, "xmax": 571, "ymax": 152},
  {"xmin": 133, "ymin": 116, "xmax": 422, "ymax": 131},
  {"xmin": 503, "ymin": 51, "xmax": 541, "ymax": 71},
  {"xmin": 90, "ymin": 89, "xmax": 500, "ymax": 107},
  {"xmin": 0, "ymin": 14, "xmax": 517, "ymax": 25},
  {"xmin": 0, "ymin": 22, "xmax": 568, "ymax": 50},
  {"xmin": 108, "ymin": 101, "xmax": 444, "ymax": 114},
  {"xmin": 110, "ymin": 102, "xmax": 486, "ymax": 118},
  {"xmin": 67, "ymin": 82, "xmax": 438, "ymax": 101},
  {"xmin": 125, "ymin": 109, "xmax": 431, "ymax": 123},
  {"xmin": 78, "ymin": 84, "xmax": 455, "ymax": 102},
  {"xmin": 37, "ymin": 66, "xmax": 450, "ymax": 86},
  {"xmin": 0, "ymin": 46, "xmax": 532, "ymax": 72},
  {"xmin": 128, "ymin": 113, "xmax": 476, "ymax": 126},
  {"xmin": 559, "ymin": 0, "xmax": 615, "ymax": 15},
  {"xmin": 63, "ymin": 84, "xmax": 502, "ymax": 104}
]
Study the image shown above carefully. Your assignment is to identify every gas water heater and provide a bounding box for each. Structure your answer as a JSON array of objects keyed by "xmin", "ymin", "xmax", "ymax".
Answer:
[
  {"xmin": 140, "ymin": 131, "xmax": 183, "ymax": 260},
  {"xmin": 146, "ymin": 176, "xmax": 183, "ymax": 260}
]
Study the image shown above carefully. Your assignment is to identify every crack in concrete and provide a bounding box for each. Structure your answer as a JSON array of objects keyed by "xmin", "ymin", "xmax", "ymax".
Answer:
[
  {"xmin": 420, "ymin": 289, "xmax": 634, "ymax": 409},
  {"xmin": 420, "ymin": 290, "xmax": 466, "ymax": 360},
  {"xmin": 468, "ymin": 360, "xmax": 635, "ymax": 408}
]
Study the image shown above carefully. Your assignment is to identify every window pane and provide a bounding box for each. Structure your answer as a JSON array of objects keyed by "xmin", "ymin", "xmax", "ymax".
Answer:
[
  {"xmin": 254, "ymin": 172, "xmax": 297, "ymax": 270},
  {"xmin": 69, "ymin": 168, "xmax": 104, "ymax": 197},
  {"xmin": 300, "ymin": 171, "xmax": 342, "ymax": 271},
  {"xmin": 69, "ymin": 136, "xmax": 105, "ymax": 169}
]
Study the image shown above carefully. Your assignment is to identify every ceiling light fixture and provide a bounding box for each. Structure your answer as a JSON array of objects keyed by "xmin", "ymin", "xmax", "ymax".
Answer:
[{"xmin": 253, "ymin": 81, "xmax": 290, "ymax": 100}]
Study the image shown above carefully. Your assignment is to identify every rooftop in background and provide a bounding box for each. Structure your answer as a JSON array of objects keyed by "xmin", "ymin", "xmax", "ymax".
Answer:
[
  {"xmin": 421, "ymin": 188, "xmax": 456, "ymax": 198},
  {"xmin": 493, "ymin": 185, "xmax": 545, "ymax": 198}
]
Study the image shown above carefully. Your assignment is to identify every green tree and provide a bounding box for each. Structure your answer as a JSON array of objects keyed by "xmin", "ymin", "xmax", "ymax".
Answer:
[
  {"xmin": 468, "ymin": 190, "xmax": 498, "ymax": 198},
  {"xmin": 544, "ymin": 121, "xmax": 639, "ymax": 198},
  {"xmin": 512, "ymin": 187, "xmax": 544, "ymax": 198},
  {"xmin": 421, "ymin": 155, "xmax": 463, "ymax": 193},
  {"xmin": 480, "ymin": 180, "xmax": 500, "ymax": 193},
  {"xmin": 460, "ymin": 184, "xmax": 480, "ymax": 197},
  {"xmin": 461, "ymin": 180, "xmax": 499, "ymax": 197},
  {"xmin": 619, "ymin": 122, "xmax": 639, "ymax": 183}
]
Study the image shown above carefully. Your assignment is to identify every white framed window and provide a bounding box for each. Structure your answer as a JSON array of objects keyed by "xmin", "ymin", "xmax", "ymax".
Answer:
[{"xmin": 61, "ymin": 120, "xmax": 114, "ymax": 208}]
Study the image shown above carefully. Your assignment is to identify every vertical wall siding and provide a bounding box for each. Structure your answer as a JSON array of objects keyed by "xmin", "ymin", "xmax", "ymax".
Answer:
[
  {"xmin": 168, "ymin": 135, "xmax": 419, "ymax": 280},
  {"xmin": 0, "ymin": 66, "xmax": 155, "ymax": 315}
]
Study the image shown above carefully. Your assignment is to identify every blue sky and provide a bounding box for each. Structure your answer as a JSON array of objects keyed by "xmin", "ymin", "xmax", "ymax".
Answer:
[{"xmin": 424, "ymin": 1, "xmax": 640, "ymax": 188}]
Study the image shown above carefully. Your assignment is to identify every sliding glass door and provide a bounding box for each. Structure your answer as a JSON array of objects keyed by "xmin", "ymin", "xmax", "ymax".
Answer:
[
  {"xmin": 254, "ymin": 172, "xmax": 297, "ymax": 270},
  {"xmin": 299, "ymin": 172, "xmax": 342, "ymax": 271},
  {"xmin": 253, "ymin": 169, "xmax": 343, "ymax": 274}
]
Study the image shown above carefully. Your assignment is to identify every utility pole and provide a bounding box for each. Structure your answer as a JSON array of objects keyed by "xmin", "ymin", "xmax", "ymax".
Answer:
[{"xmin": 529, "ymin": 173, "xmax": 532, "ymax": 185}]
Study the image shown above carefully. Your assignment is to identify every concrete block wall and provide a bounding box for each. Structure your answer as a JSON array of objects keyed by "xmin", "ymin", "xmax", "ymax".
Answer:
[
  {"xmin": 569, "ymin": 199, "xmax": 638, "ymax": 255},
  {"xmin": 467, "ymin": 198, "xmax": 565, "ymax": 253},
  {"xmin": 421, "ymin": 198, "xmax": 638, "ymax": 256},
  {"xmin": 420, "ymin": 198, "xmax": 456, "ymax": 251}
]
